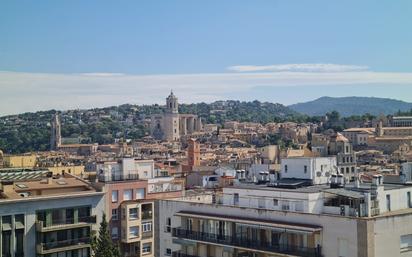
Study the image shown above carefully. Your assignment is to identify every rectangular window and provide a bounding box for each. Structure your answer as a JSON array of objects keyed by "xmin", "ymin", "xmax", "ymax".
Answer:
[
  {"xmin": 233, "ymin": 193, "xmax": 239, "ymax": 206},
  {"xmin": 111, "ymin": 190, "xmax": 118, "ymax": 203},
  {"xmin": 273, "ymin": 199, "xmax": 278, "ymax": 206},
  {"xmin": 129, "ymin": 226, "xmax": 139, "ymax": 238},
  {"xmin": 284, "ymin": 165, "xmax": 288, "ymax": 173},
  {"xmin": 135, "ymin": 188, "xmax": 145, "ymax": 199},
  {"xmin": 112, "ymin": 209, "xmax": 118, "ymax": 220},
  {"xmin": 123, "ymin": 189, "xmax": 133, "ymax": 201},
  {"xmin": 166, "ymin": 217, "xmax": 171, "ymax": 233},
  {"xmin": 166, "ymin": 248, "xmax": 172, "ymax": 256},
  {"xmin": 282, "ymin": 200, "xmax": 290, "ymax": 211},
  {"xmin": 408, "ymin": 192, "xmax": 411, "ymax": 208},
  {"xmin": 386, "ymin": 194, "xmax": 391, "ymax": 211},
  {"xmin": 142, "ymin": 243, "xmax": 152, "ymax": 254},
  {"xmin": 304, "ymin": 165, "xmax": 307, "ymax": 173},
  {"xmin": 129, "ymin": 208, "xmax": 139, "ymax": 220},
  {"xmin": 111, "ymin": 227, "xmax": 118, "ymax": 239},
  {"xmin": 142, "ymin": 222, "xmax": 152, "ymax": 232}
]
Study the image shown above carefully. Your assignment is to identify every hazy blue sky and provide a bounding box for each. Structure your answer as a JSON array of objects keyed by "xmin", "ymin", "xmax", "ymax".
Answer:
[{"xmin": 1, "ymin": 1, "xmax": 412, "ymax": 115}]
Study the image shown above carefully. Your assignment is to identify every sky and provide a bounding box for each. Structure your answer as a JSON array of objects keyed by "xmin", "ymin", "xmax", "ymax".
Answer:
[{"xmin": 0, "ymin": 0, "xmax": 412, "ymax": 115}]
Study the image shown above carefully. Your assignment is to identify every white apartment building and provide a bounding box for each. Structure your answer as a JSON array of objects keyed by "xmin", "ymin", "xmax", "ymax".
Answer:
[
  {"xmin": 280, "ymin": 157, "xmax": 336, "ymax": 185},
  {"xmin": 155, "ymin": 161, "xmax": 412, "ymax": 257}
]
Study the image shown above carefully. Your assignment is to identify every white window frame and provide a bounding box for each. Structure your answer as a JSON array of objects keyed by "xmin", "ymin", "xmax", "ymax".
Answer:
[{"xmin": 142, "ymin": 222, "xmax": 152, "ymax": 232}]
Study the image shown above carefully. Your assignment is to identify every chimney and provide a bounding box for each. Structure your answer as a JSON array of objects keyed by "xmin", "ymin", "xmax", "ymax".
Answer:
[
  {"xmin": 1, "ymin": 181, "xmax": 15, "ymax": 195},
  {"xmin": 372, "ymin": 174, "xmax": 383, "ymax": 186}
]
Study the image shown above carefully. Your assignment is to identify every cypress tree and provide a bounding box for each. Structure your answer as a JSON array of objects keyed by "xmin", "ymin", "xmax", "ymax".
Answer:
[{"xmin": 92, "ymin": 213, "xmax": 120, "ymax": 257}]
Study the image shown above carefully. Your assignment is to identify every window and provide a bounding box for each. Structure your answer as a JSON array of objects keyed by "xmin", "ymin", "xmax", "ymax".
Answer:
[
  {"xmin": 340, "ymin": 168, "xmax": 344, "ymax": 174},
  {"xmin": 166, "ymin": 248, "xmax": 172, "ymax": 256},
  {"xmin": 304, "ymin": 165, "xmax": 307, "ymax": 174},
  {"xmin": 273, "ymin": 199, "xmax": 278, "ymax": 206},
  {"xmin": 142, "ymin": 222, "xmax": 152, "ymax": 232},
  {"xmin": 129, "ymin": 226, "xmax": 139, "ymax": 238},
  {"xmin": 135, "ymin": 188, "xmax": 145, "ymax": 199},
  {"xmin": 400, "ymin": 234, "xmax": 412, "ymax": 252},
  {"xmin": 282, "ymin": 200, "xmax": 290, "ymax": 211},
  {"xmin": 233, "ymin": 193, "xmax": 239, "ymax": 206},
  {"xmin": 111, "ymin": 190, "xmax": 118, "ymax": 203},
  {"xmin": 123, "ymin": 189, "xmax": 133, "ymax": 201},
  {"xmin": 351, "ymin": 167, "xmax": 355, "ymax": 173},
  {"xmin": 111, "ymin": 227, "xmax": 118, "ymax": 239},
  {"xmin": 112, "ymin": 209, "xmax": 118, "ymax": 220},
  {"xmin": 321, "ymin": 165, "xmax": 324, "ymax": 172},
  {"xmin": 142, "ymin": 243, "xmax": 152, "ymax": 254},
  {"xmin": 386, "ymin": 194, "xmax": 391, "ymax": 211},
  {"xmin": 408, "ymin": 192, "xmax": 411, "ymax": 208},
  {"xmin": 165, "ymin": 217, "xmax": 171, "ymax": 233},
  {"xmin": 129, "ymin": 208, "xmax": 139, "ymax": 220},
  {"xmin": 284, "ymin": 165, "xmax": 288, "ymax": 173}
]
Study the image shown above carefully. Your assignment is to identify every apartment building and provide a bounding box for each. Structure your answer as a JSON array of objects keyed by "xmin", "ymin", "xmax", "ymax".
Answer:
[
  {"xmin": 0, "ymin": 172, "xmax": 104, "ymax": 257},
  {"xmin": 96, "ymin": 158, "xmax": 183, "ymax": 257},
  {"xmin": 120, "ymin": 200, "xmax": 154, "ymax": 257},
  {"xmin": 156, "ymin": 162, "xmax": 412, "ymax": 257}
]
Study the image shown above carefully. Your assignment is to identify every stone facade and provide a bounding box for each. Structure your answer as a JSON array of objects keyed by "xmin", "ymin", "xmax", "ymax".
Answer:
[{"xmin": 151, "ymin": 92, "xmax": 202, "ymax": 141}]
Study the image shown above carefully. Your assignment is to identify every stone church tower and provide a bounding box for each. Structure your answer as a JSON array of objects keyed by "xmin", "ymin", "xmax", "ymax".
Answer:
[
  {"xmin": 150, "ymin": 91, "xmax": 202, "ymax": 141},
  {"xmin": 166, "ymin": 90, "xmax": 178, "ymax": 114},
  {"xmin": 164, "ymin": 91, "xmax": 180, "ymax": 141},
  {"xmin": 50, "ymin": 113, "xmax": 62, "ymax": 150}
]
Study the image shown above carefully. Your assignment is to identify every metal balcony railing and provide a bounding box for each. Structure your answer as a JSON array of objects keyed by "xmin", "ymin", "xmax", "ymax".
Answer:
[
  {"xmin": 38, "ymin": 237, "xmax": 91, "ymax": 251},
  {"xmin": 172, "ymin": 228, "xmax": 322, "ymax": 257},
  {"xmin": 36, "ymin": 216, "xmax": 96, "ymax": 231},
  {"xmin": 98, "ymin": 174, "xmax": 139, "ymax": 182}
]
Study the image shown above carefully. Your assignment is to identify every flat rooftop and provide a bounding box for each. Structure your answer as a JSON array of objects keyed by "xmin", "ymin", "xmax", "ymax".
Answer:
[
  {"xmin": 0, "ymin": 175, "xmax": 97, "ymax": 200},
  {"xmin": 229, "ymin": 182, "xmax": 330, "ymax": 193}
]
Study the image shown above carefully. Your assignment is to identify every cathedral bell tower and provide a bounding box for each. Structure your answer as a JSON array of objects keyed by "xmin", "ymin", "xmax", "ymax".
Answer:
[{"xmin": 166, "ymin": 90, "xmax": 178, "ymax": 114}]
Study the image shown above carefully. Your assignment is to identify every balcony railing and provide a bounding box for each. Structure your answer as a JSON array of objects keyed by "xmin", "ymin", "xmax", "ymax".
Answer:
[
  {"xmin": 37, "ymin": 237, "xmax": 91, "ymax": 253},
  {"xmin": 172, "ymin": 252, "xmax": 199, "ymax": 257},
  {"xmin": 36, "ymin": 216, "xmax": 96, "ymax": 231},
  {"xmin": 172, "ymin": 228, "xmax": 322, "ymax": 257},
  {"xmin": 98, "ymin": 174, "xmax": 139, "ymax": 182}
]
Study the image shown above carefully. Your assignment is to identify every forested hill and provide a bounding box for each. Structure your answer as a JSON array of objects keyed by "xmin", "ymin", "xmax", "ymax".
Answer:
[
  {"xmin": 0, "ymin": 100, "xmax": 303, "ymax": 154},
  {"xmin": 289, "ymin": 96, "xmax": 412, "ymax": 117}
]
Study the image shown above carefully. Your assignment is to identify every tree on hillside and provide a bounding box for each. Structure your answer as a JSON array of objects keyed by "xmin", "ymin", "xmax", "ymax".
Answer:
[{"xmin": 92, "ymin": 213, "xmax": 120, "ymax": 257}]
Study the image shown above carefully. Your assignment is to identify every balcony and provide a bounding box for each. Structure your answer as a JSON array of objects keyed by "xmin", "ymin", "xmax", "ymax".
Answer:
[
  {"xmin": 36, "ymin": 237, "xmax": 91, "ymax": 254},
  {"xmin": 98, "ymin": 174, "xmax": 139, "ymax": 182},
  {"xmin": 172, "ymin": 252, "xmax": 199, "ymax": 257},
  {"xmin": 142, "ymin": 211, "xmax": 153, "ymax": 220},
  {"xmin": 36, "ymin": 216, "xmax": 96, "ymax": 232},
  {"xmin": 172, "ymin": 228, "xmax": 322, "ymax": 257}
]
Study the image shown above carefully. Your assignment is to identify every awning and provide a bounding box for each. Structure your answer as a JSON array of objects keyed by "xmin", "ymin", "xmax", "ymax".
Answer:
[{"xmin": 175, "ymin": 211, "xmax": 322, "ymax": 233}]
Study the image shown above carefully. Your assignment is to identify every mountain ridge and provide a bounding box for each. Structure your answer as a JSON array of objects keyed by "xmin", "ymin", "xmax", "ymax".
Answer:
[{"xmin": 288, "ymin": 96, "xmax": 412, "ymax": 116}]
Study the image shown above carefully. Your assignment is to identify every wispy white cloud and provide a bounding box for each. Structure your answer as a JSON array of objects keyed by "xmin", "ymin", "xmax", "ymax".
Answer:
[
  {"xmin": 79, "ymin": 72, "xmax": 126, "ymax": 77},
  {"xmin": 0, "ymin": 68, "xmax": 412, "ymax": 116},
  {"xmin": 227, "ymin": 63, "xmax": 369, "ymax": 73}
]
